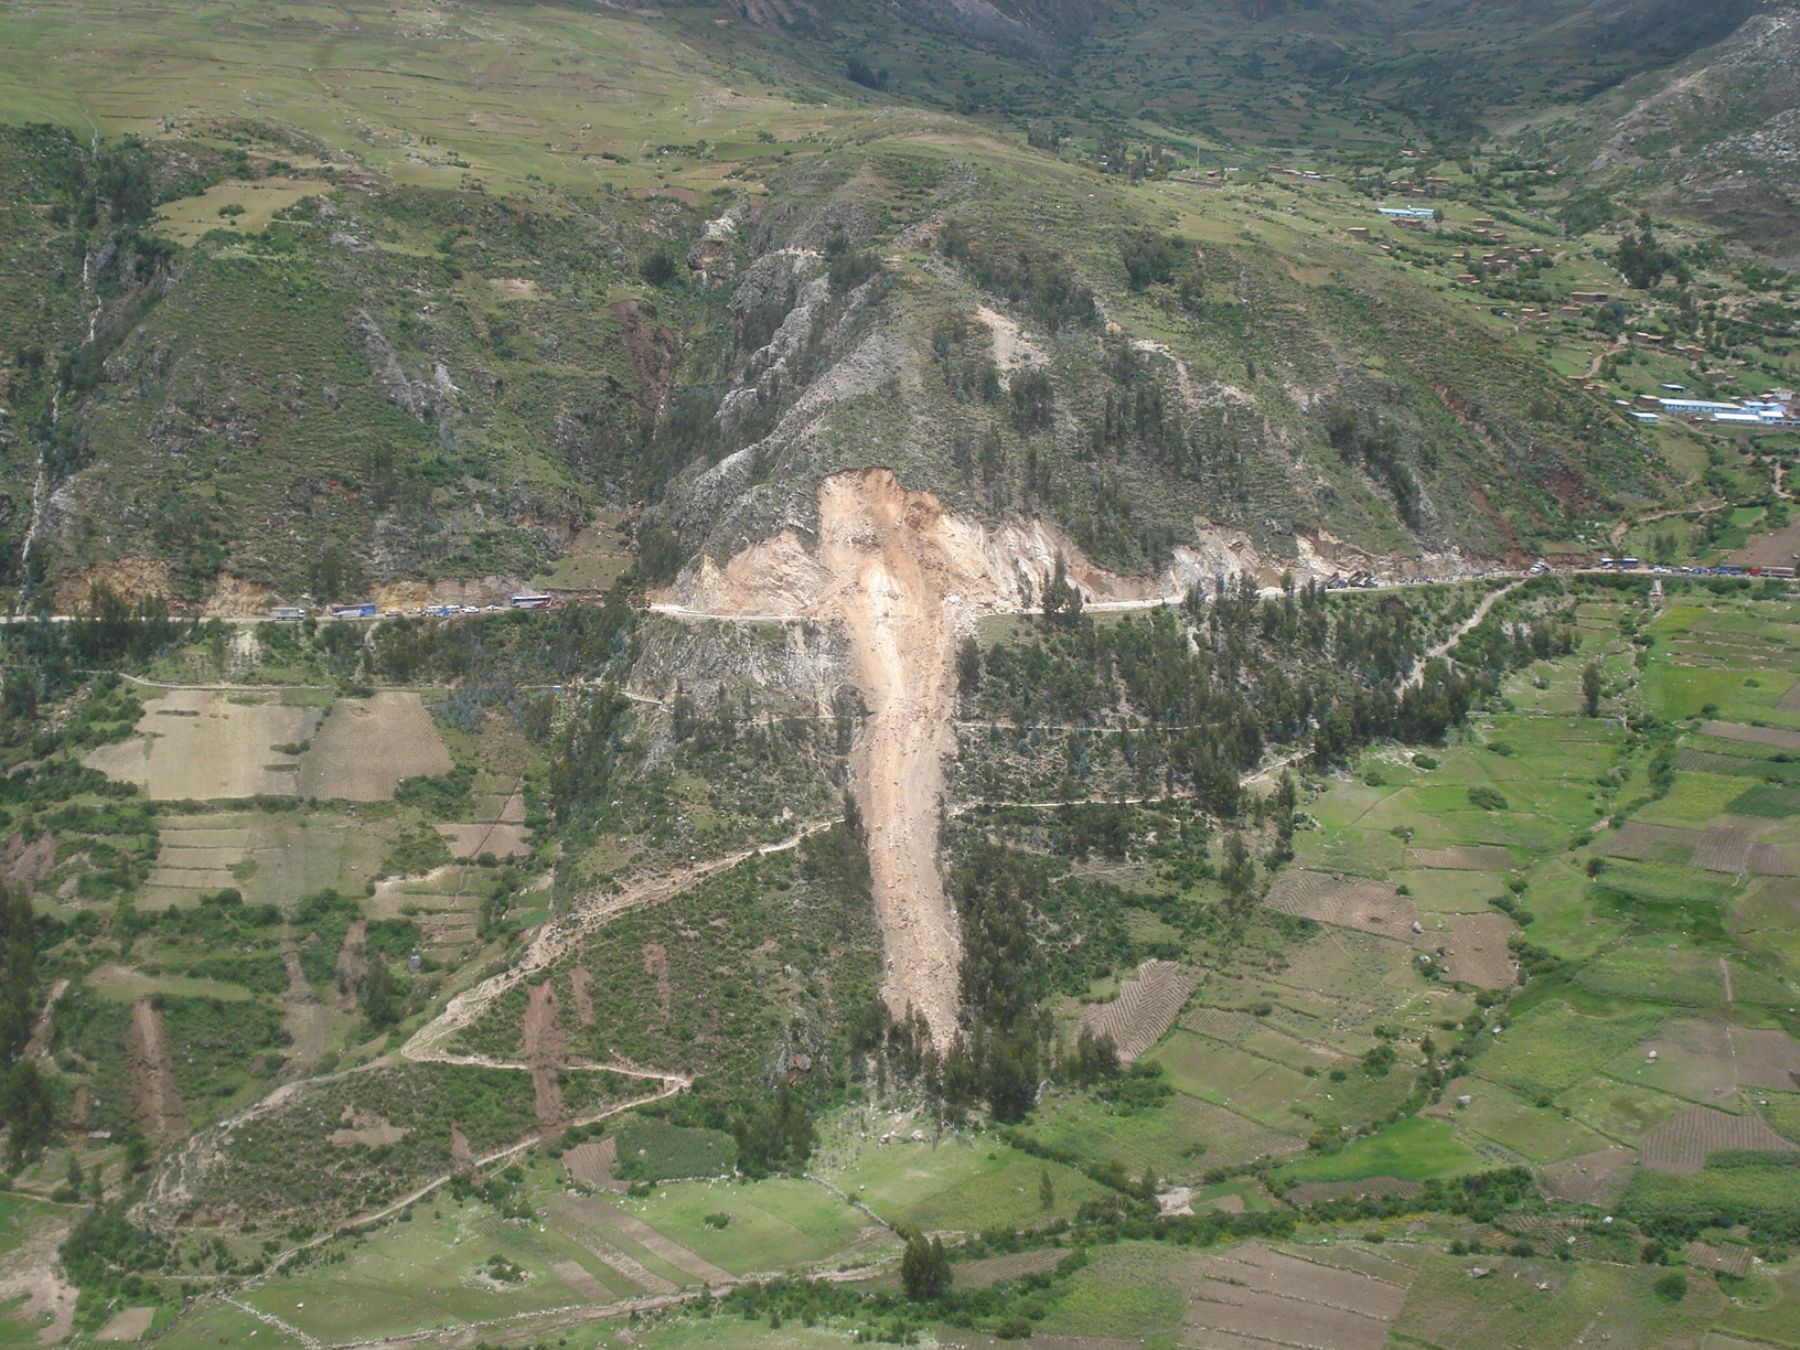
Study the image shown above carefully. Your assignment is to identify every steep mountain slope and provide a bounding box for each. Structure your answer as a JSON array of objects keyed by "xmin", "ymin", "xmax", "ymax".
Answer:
[{"xmin": 652, "ymin": 143, "xmax": 1659, "ymax": 579}]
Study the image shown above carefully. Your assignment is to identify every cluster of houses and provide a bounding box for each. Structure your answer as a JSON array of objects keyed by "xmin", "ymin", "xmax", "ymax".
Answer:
[
  {"xmin": 1451, "ymin": 242, "xmax": 1550, "ymax": 284},
  {"xmin": 1628, "ymin": 391, "xmax": 1795, "ymax": 426}
]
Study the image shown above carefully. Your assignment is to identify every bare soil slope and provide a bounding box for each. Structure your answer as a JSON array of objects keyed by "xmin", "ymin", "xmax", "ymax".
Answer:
[{"xmin": 128, "ymin": 998, "xmax": 186, "ymax": 1140}]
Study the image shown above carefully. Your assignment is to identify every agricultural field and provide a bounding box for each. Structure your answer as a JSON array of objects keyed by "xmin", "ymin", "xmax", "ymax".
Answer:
[{"xmin": 9, "ymin": 561, "xmax": 1800, "ymax": 1349}]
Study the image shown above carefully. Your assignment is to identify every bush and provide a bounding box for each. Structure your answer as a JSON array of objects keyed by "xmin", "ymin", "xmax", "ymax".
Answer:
[
  {"xmin": 1653, "ymin": 1271, "xmax": 1688, "ymax": 1302},
  {"xmin": 1120, "ymin": 231, "xmax": 1184, "ymax": 291}
]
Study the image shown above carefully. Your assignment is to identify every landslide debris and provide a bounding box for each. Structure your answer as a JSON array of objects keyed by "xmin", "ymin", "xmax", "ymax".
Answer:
[{"xmin": 660, "ymin": 466, "xmax": 1170, "ymax": 1048}]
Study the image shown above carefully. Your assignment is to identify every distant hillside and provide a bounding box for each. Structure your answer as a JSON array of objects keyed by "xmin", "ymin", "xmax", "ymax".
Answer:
[
  {"xmin": 1513, "ymin": 1, "xmax": 1800, "ymax": 262},
  {"xmin": 723, "ymin": 0, "xmax": 1772, "ymax": 145}
]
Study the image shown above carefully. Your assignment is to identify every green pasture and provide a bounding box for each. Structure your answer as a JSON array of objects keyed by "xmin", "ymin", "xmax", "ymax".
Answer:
[
  {"xmin": 153, "ymin": 177, "xmax": 331, "ymax": 244},
  {"xmin": 1633, "ymin": 770, "xmax": 1764, "ymax": 828},
  {"xmin": 1019, "ymin": 1089, "xmax": 1297, "ymax": 1179},
  {"xmin": 1392, "ymin": 867, "xmax": 1514, "ymax": 914},
  {"xmin": 244, "ymin": 1192, "xmax": 616, "ymax": 1343},
  {"xmin": 822, "ymin": 1135, "xmax": 1108, "ymax": 1234},
  {"xmin": 615, "ymin": 1177, "xmax": 894, "ymax": 1275},
  {"xmin": 1512, "ymin": 862, "xmax": 1629, "ymax": 961},
  {"xmin": 1557, "ymin": 1076, "xmax": 1690, "ymax": 1143},
  {"xmin": 1440, "ymin": 1082, "xmax": 1616, "ymax": 1164},
  {"xmin": 1645, "ymin": 664, "xmax": 1797, "ymax": 725},
  {"xmin": 1029, "ymin": 1240, "xmax": 1190, "ymax": 1343},
  {"xmin": 1273, "ymin": 1117, "xmax": 1478, "ymax": 1184},
  {"xmin": 1573, "ymin": 941, "xmax": 1731, "ymax": 1009},
  {"xmin": 1710, "ymin": 1261, "xmax": 1800, "ymax": 1349},
  {"xmin": 0, "ymin": 0, "xmax": 883, "ymax": 195},
  {"xmin": 159, "ymin": 1300, "xmax": 311, "ymax": 1349},
  {"xmin": 1474, "ymin": 1001, "xmax": 1665, "ymax": 1100},
  {"xmin": 1148, "ymin": 1031, "xmax": 1313, "ymax": 1132},
  {"xmin": 1392, "ymin": 1250, "xmax": 1719, "ymax": 1350}
]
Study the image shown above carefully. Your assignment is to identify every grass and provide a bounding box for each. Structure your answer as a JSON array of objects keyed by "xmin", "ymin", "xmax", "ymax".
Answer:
[
  {"xmin": 1645, "ymin": 664, "xmax": 1795, "ymax": 725},
  {"xmin": 1441, "ymin": 1082, "xmax": 1616, "ymax": 1164},
  {"xmin": 1020, "ymin": 1090, "xmax": 1278, "ymax": 1179},
  {"xmin": 84, "ymin": 963, "xmax": 255, "ymax": 1003},
  {"xmin": 1573, "ymin": 942, "xmax": 1730, "ymax": 1009},
  {"xmin": 1273, "ymin": 1117, "xmax": 1479, "ymax": 1184},
  {"xmin": 615, "ymin": 1177, "xmax": 894, "ymax": 1275},
  {"xmin": 1392, "ymin": 1250, "xmax": 1719, "ymax": 1349},
  {"xmin": 613, "ymin": 1116, "xmax": 738, "ymax": 1183},
  {"xmin": 1557, "ymin": 1077, "xmax": 1691, "ymax": 1143},
  {"xmin": 1030, "ymin": 1240, "xmax": 1190, "ymax": 1343},
  {"xmin": 822, "ymin": 1135, "xmax": 1109, "ymax": 1234},
  {"xmin": 1633, "ymin": 771, "xmax": 1762, "ymax": 828},
  {"xmin": 1475, "ymin": 1001, "xmax": 1666, "ymax": 1100},
  {"xmin": 153, "ymin": 176, "xmax": 331, "ymax": 244},
  {"xmin": 1710, "ymin": 1261, "xmax": 1800, "ymax": 1349},
  {"xmin": 157, "ymin": 1301, "xmax": 312, "ymax": 1349},
  {"xmin": 1147, "ymin": 1031, "xmax": 1311, "ymax": 1129},
  {"xmin": 243, "ymin": 1192, "xmax": 596, "ymax": 1343}
]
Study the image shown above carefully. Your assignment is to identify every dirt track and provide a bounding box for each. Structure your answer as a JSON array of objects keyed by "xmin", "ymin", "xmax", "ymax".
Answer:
[
  {"xmin": 1404, "ymin": 580, "xmax": 1522, "ymax": 688},
  {"xmin": 400, "ymin": 818, "xmax": 833, "ymax": 1065}
]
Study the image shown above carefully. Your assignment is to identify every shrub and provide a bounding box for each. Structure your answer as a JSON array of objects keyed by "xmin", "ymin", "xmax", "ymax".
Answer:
[{"xmin": 1469, "ymin": 786, "xmax": 1509, "ymax": 811}]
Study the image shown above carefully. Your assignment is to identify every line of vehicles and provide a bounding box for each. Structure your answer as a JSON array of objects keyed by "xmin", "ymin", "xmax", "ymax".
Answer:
[
  {"xmin": 270, "ymin": 593, "xmax": 558, "ymax": 622},
  {"xmin": 1596, "ymin": 558, "xmax": 1795, "ymax": 579}
]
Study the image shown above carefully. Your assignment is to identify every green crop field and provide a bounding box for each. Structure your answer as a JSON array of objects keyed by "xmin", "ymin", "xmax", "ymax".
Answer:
[{"xmin": 616, "ymin": 1177, "xmax": 893, "ymax": 1275}]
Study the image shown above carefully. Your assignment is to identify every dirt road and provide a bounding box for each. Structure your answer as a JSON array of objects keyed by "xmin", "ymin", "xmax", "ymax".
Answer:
[
  {"xmin": 1404, "ymin": 581, "xmax": 1523, "ymax": 689},
  {"xmin": 400, "ymin": 818, "xmax": 834, "ymax": 1064}
]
